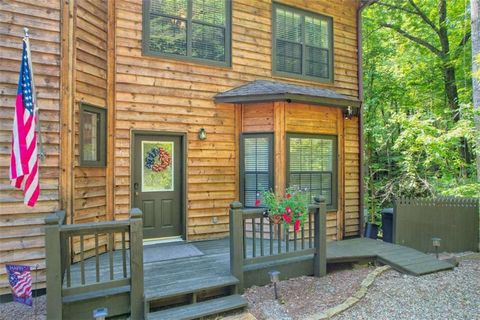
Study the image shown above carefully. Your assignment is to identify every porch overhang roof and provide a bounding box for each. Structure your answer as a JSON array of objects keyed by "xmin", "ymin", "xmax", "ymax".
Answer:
[{"xmin": 214, "ymin": 80, "xmax": 360, "ymax": 109}]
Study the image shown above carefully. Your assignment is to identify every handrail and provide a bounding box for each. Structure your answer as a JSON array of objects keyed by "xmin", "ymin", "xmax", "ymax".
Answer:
[
  {"xmin": 45, "ymin": 208, "xmax": 144, "ymax": 319},
  {"xmin": 60, "ymin": 220, "xmax": 130, "ymax": 236},
  {"xmin": 229, "ymin": 197, "xmax": 327, "ymax": 292}
]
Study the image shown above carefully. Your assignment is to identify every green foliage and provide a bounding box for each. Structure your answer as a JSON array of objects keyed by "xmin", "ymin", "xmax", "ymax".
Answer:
[
  {"xmin": 362, "ymin": 0, "xmax": 479, "ymax": 217},
  {"xmin": 260, "ymin": 188, "xmax": 310, "ymax": 231}
]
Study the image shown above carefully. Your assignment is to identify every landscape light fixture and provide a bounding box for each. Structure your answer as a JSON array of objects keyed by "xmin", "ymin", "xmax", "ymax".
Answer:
[
  {"xmin": 93, "ymin": 307, "xmax": 108, "ymax": 320},
  {"xmin": 268, "ymin": 270, "xmax": 280, "ymax": 299},
  {"xmin": 431, "ymin": 237, "xmax": 441, "ymax": 259},
  {"xmin": 198, "ymin": 128, "xmax": 207, "ymax": 140}
]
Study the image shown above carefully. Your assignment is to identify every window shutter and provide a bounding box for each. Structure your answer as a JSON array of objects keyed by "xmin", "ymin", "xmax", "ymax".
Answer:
[{"xmin": 242, "ymin": 135, "xmax": 273, "ymax": 207}]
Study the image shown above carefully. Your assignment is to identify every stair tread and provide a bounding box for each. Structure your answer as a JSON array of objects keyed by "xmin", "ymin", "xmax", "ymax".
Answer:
[
  {"xmin": 62, "ymin": 285, "xmax": 130, "ymax": 304},
  {"xmin": 147, "ymin": 294, "xmax": 247, "ymax": 320},
  {"xmin": 145, "ymin": 274, "xmax": 239, "ymax": 301}
]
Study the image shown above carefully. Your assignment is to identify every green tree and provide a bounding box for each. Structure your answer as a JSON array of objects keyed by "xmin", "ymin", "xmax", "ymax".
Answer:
[{"xmin": 362, "ymin": 0, "xmax": 478, "ymax": 217}]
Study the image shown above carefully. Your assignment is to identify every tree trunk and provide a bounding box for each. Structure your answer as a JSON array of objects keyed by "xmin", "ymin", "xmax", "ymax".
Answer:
[
  {"xmin": 472, "ymin": 0, "xmax": 480, "ymax": 181},
  {"xmin": 444, "ymin": 64, "xmax": 460, "ymax": 121}
]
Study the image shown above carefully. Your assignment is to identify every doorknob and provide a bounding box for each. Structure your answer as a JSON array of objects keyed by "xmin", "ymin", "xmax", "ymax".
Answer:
[{"xmin": 134, "ymin": 182, "xmax": 139, "ymax": 196}]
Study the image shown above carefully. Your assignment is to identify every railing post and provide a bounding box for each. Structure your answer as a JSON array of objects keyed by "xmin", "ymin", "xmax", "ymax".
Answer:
[
  {"xmin": 313, "ymin": 197, "xmax": 327, "ymax": 277},
  {"xmin": 129, "ymin": 208, "xmax": 144, "ymax": 319},
  {"xmin": 229, "ymin": 201, "xmax": 244, "ymax": 293},
  {"xmin": 45, "ymin": 211, "xmax": 64, "ymax": 319}
]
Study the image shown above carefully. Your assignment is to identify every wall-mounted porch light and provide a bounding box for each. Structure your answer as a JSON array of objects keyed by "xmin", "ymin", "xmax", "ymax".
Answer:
[
  {"xmin": 198, "ymin": 128, "xmax": 207, "ymax": 140},
  {"xmin": 432, "ymin": 237, "xmax": 441, "ymax": 259},
  {"xmin": 268, "ymin": 270, "xmax": 280, "ymax": 299},
  {"xmin": 344, "ymin": 106, "xmax": 353, "ymax": 120}
]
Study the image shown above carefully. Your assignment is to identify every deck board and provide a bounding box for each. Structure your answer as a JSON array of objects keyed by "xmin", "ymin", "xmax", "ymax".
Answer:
[{"xmin": 66, "ymin": 237, "xmax": 454, "ymax": 296}]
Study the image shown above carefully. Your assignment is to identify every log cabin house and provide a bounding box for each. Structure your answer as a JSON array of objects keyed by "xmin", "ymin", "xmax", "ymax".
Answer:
[{"xmin": 0, "ymin": 0, "xmax": 368, "ymax": 309}]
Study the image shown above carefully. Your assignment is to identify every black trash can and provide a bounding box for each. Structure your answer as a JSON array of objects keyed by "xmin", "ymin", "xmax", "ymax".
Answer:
[{"xmin": 381, "ymin": 208, "xmax": 394, "ymax": 243}]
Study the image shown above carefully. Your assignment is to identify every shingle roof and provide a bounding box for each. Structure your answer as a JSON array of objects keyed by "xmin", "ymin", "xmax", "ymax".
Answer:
[{"xmin": 214, "ymin": 80, "xmax": 360, "ymax": 108}]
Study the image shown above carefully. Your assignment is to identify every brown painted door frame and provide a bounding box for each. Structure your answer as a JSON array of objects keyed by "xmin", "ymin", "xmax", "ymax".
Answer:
[{"xmin": 131, "ymin": 131, "xmax": 187, "ymax": 240}]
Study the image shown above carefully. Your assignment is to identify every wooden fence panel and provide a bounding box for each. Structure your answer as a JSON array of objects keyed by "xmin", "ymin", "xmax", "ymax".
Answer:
[{"xmin": 394, "ymin": 197, "xmax": 479, "ymax": 253}]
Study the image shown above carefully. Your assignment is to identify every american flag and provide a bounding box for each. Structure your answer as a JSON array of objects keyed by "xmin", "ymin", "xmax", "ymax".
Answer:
[
  {"xmin": 6, "ymin": 265, "xmax": 33, "ymax": 306},
  {"xmin": 10, "ymin": 38, "xmax": 40, "ymax": 207}
]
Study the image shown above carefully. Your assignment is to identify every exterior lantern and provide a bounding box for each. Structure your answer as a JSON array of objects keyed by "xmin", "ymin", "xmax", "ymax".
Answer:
[
  {"xmin": 344, "ymin": 106, "xmax": 353, "ymax": 119},
  {"xmin": 198, "ymin": 128, "xmax": 207, "ymax": 140}
]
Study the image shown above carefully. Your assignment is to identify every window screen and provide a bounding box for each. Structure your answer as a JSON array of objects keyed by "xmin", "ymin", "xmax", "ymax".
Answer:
[
  {"xmin": 241, "ymin": 134, "xmax": 274, "ymax": 208},
  {"xmin": 273, "ymin": 4, "xmax": 333, "ymax": 81},
  {"xmin": 144, "ymin": 0, "xmax": 230, "ymax": 65},
  {"xmin": 287, "ymin": 135, "xmax": 336, "ymax": 209}
]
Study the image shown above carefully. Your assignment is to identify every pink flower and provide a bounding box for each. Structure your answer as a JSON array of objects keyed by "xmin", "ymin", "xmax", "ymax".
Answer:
[
  {"xmin": 294, "ymin": 219, "xmax": 301, "ymax": 232},
  {"xmin": 286, "ymin": 207, "xmax": 292, "ymax": 215},
  {"xmin": 286, "ymin": 193, "xmax": 292, "ymax": 199},
  {"xmin": 255, "ymin": 198, "xmax": 261, "ymax": 207},
  {"xmin": 282, "ymin": 214, "xmax": 292, "ymax": 223}
]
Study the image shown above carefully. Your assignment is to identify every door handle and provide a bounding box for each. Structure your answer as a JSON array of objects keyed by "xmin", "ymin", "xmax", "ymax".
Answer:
[{"xmin": 134, "ymin": 182, "xmax": 139, "ymax": 196}]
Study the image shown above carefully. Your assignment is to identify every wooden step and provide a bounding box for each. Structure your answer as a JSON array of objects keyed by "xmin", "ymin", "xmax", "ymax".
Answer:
[
  {"xmin": 145, "ymin": 275, "xmax": 239, "ymax": 302},
  {"xmin": 147, "ymin": 294, "xmax": 247, "ymax": 320},
  {"xmin": 62, "ymin": 285, "xmax": 130, "ymax": 304}
]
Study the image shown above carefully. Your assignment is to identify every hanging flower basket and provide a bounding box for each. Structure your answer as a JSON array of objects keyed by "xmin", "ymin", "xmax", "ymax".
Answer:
[{"xmin": 256, "ymin": 188, "xmax": 310, "ymax": 232}]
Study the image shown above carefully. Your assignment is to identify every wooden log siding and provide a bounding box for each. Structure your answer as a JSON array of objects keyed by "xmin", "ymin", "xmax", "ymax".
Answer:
[
  {"xmin": 114, "ymin": 0, "xmax": 360, "ymax": 240},
  {"xmin": 344, "ymin": 117, "xmax": 360, "ymax": 236},
  {"xmin": 63, "ymin": 0, "xmax": 110, "ymax": 261},
  {"xmin": 73, "ymin": 0, "xmax": 108, "ymax": 227},
  {"xmin": 241, "ymin": 101, "xmax": 361, "ymax": 240},
  {"xmin": 0, "ymin": 0, "xmax": 62, "ymax": 294}
]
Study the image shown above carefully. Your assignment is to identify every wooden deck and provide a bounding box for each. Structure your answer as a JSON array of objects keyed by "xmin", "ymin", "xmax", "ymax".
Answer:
[
  {"xmin": 68, "ymin": 237, "xmax": 453, "ymax": 290},
  {"xmin": 327, "ymin": 238, "xmax": 454, "ymax": 275},
  {"xmin": 64, "ymin": 237, "xmax": 454, "ymax": 318}
]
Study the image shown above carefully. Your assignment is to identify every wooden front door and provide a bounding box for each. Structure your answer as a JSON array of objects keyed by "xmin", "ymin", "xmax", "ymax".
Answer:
[{"xmin": 132, "ymin": 134, "xmax": 183, "ymax": 239}]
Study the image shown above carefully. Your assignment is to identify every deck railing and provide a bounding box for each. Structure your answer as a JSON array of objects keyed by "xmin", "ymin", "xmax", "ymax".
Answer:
[
  {"xmin": 45, "ymin": 208, "xmax": 144, "ymax": 319},
  {"xmin": 229, "ymin": 197, "xmax": 327, "ymax": 291}
]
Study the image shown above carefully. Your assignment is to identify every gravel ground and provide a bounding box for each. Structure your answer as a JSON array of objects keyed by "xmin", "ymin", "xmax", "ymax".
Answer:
[
  {"xmin": 243, "ymin": 264, "xmax": 375, "ymax": 320},
  {"xmin": 334, "ymin": 257, "xmax": 480, "ymax": 320},
  {"xmin": 0, "ymin": 295, "xmax": 46, "ymax": 320},
  {"xmin": 1, "ymin": 255, "xmax": 478, "ymax": 320}
]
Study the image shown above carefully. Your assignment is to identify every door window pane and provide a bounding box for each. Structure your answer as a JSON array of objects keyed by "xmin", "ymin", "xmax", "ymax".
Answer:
[{"xmin": 142, "ymin": 141, "xmax": 174, "ymax": 192}]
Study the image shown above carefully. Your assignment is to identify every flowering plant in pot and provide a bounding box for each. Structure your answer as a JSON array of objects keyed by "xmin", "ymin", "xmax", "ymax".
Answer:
[{"xmin": 257, "ymin": 188, "xmax": 310, "ymax": 232}]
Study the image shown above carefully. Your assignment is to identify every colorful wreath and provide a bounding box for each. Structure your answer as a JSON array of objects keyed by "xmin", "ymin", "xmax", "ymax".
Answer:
[{"xmin": 145, "ymin": 147, "xmax": 171, "ymax": 172}]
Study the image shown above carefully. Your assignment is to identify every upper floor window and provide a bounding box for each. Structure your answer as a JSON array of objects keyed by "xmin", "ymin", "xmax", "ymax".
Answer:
[
  {"xmin": 272, "ymin": 3, "xmax": 333, "ymax": 82},
  {"xmin": 143, "ymin": 0, "xmax": 231, "ymax": 66}
]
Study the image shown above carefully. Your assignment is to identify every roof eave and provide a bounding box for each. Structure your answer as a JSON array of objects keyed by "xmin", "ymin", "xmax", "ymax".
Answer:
[{"xmin": 214, "ymin": 93, "xmax": 361, "ymax": 109}]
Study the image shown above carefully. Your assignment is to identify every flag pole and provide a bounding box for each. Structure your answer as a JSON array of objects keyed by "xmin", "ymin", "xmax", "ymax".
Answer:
[
  {"xmin": 34, "ymin": 264, "xmax": 39, "ymax": 319},
  {"xmin": 23, "ymin": 27, "xmax": 46, "ymax": 162}
]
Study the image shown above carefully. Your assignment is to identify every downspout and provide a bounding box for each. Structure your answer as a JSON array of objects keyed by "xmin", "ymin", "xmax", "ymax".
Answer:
[{"xmin": 357, "ymin": 0, "xmax": 377, "ymax": 238}]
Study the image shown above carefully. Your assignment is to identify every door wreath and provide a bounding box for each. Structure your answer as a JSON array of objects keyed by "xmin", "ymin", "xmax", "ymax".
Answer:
[{"xmin": 145, "ymin": 147, "xmax": 171, "ymax": 172}]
